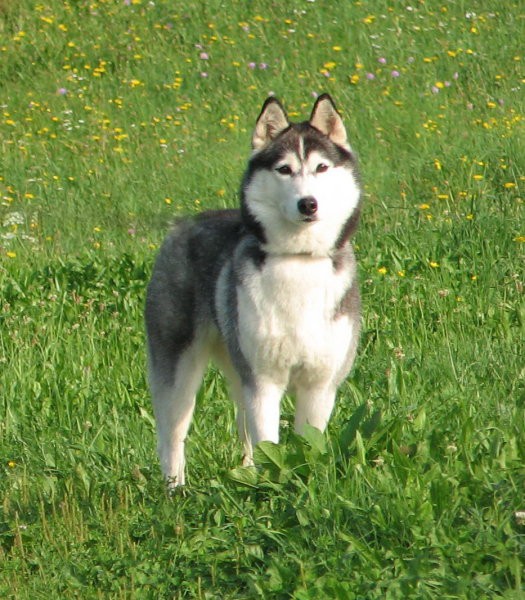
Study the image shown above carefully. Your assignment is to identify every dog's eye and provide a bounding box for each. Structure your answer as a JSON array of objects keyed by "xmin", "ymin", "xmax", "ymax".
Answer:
[
  {"xmin": 276, "ymin": 165, "xmax": 292, "ymax": 176},
  {"xmin": 316, "ymin": 163, "xmax": 329, "ymax": 174}
]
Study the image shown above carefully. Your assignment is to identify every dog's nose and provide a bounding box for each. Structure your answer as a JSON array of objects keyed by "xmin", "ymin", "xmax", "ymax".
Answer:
[{"xmin": 297, "ymin": 196, "xmax": 318, "ymax": 216}]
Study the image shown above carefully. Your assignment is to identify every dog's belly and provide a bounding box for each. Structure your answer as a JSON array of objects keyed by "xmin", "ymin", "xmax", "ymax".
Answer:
[{"xmin": 236, "ymin": 255, "xmax": 356, "ymax": 384}]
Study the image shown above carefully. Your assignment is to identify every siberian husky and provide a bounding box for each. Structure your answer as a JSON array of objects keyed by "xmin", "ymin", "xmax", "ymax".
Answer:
[{"xmin": 145, "ymin": 94, "xmax": 362, "ymax": 486}]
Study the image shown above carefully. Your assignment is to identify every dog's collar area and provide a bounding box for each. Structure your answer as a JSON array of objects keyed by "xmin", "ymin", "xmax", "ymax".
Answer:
[{"xmin": 262, "ymin": 249, "xmax": 334, "ymax": 261}]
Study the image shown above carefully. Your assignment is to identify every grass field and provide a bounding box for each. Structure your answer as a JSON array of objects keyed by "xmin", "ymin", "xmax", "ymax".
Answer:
[{"xmin": 1, "ymin": 0, "xmax": 524, "ymax": 597}]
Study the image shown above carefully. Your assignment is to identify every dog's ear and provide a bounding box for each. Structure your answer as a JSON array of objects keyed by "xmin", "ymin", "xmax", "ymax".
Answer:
[
  {"xmin": 252, "ymin": 97, "xmax": 289, "ymax": 150},
  {"xmin": 309, "ymin": 94, "xmax": 350, "ymax": 150}
]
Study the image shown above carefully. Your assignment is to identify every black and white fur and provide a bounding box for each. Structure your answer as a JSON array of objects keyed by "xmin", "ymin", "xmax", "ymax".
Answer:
[{"xmin": 145, "ymin": 94, "xmax": 362, "ymax": 486}]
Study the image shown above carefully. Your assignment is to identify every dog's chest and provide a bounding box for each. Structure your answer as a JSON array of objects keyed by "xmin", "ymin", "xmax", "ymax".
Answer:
[{"xmin": 237, "ymin": 256, "xmax": 354, "ymax": 376}]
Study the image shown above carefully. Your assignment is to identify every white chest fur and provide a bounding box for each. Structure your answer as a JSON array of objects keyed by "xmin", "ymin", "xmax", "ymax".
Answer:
[{"xmin": 236, "ymin": 255, "xmax": 356, "ymax": 384}]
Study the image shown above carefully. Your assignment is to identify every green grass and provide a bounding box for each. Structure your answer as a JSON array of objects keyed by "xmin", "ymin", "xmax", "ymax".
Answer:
[{"xmin": 1, "ymin": 0, "xmax": 524, "ymax": 597}]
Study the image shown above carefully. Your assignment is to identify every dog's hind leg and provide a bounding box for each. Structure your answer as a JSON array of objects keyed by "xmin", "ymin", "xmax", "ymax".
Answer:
[{"xmin": 149, "ymin": 340, "xmax": 209, "ymax": 487}]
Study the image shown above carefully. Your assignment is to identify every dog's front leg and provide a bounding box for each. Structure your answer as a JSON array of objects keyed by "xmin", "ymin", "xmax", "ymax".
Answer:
[
  {"xmin": 294, "ymin": 384, "xmax": 337, "ymax": 435},
  {"xmin": 242, "ymin": 379, "xmax": 284, "ymax": 462}
]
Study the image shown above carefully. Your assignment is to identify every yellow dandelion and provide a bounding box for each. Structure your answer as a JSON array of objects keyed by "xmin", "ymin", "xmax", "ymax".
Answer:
[
  {"xmin": 419, "ymin": 203, "xmax": 431, "ymax": 210},
  {"xmin": 6, "ymin": 251, "xmax": 16, "ymax": 258},
  {"xmin": 514, "ymin": 236, "xmax": 525, "ymax": 243},
  {"xmin": 377, "ymin": 266, "xmax": 388, "ymax": 275},
  {"xmin": 504, "ymin": 182, "xmax": 516, "ymax": 189},
  {"xmin": 429, "ymin": 261, "xmax": 440, "ymax": 268}
]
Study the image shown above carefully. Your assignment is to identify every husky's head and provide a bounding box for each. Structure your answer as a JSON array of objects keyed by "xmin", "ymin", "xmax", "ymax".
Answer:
[{"xmin": 241, "ymin": 94, "xmax": 361, "ymax": 257}]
